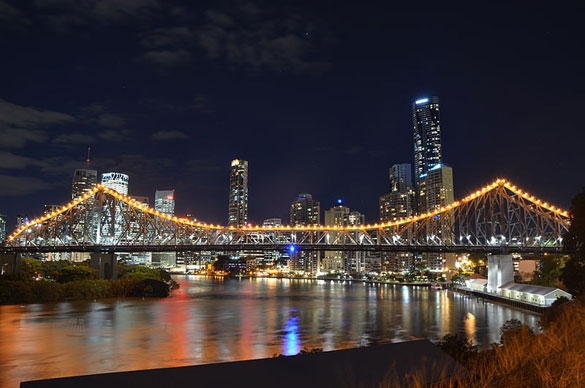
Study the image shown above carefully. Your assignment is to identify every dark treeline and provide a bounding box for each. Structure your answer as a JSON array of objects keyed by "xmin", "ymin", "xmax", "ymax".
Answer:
[{"xmin": 0, "ymin": 258, "xmax": 178, "ymax": 305}]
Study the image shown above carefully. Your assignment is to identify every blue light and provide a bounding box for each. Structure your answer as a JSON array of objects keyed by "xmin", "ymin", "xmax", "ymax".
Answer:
[
  {"xmin": 337, "ymin": 198, "xmax": 343, "ymax": 204},
  {"xmin": 288, "ymin": 245, "xmax": 296, "ymax": 253},
  {"xmin": 415, "ymin": 98, "xmax": 429, "ymax": 104},
  {"xmin": 430, "ymin": 163, "xmax": 443, "ymax": 171}
]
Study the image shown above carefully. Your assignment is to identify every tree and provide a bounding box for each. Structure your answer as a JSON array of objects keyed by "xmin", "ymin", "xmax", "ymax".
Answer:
[
  {"xmin": 561, "ymin": 187, "xmax": 585, "ymax": 296},
  {"xmin": 19, "ymin": 257, "xmax": 43, "ymax": 280},
  {"xmin": 541, "ymin": 296, "xmax": 571, "ymax": 328},
  {"xmin": 436, "ymin": 334, "xmax": 478, "ymax": 363},
  {"xmin": 500, "ymin": 319, "xmax": 534, "ymax": 346},
  {"xmin": 531, "ymin": 254, "xmax": 566, "ymax": 287},
  {"xmin": 56, "ymin": 265, "xmax": 97, "ymax": 283}
]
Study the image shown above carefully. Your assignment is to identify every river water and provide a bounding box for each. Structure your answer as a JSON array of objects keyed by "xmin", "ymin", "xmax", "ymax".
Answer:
[{"xmin": 0, "ymin": 275, "xmax": 541, "ymax": 387}]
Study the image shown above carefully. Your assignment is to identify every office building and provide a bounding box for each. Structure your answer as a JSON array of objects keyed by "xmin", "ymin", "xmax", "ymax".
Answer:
[
  {"xmin": 323, "ymin": 204, "xmax": 349, "ymax": 272},
  {"xmin": 263, "ymin": 218, "xmax": 282, "ymax": 227},
  {"xmin": 72, "ymin": 169, "xmax": 98, "ymax": 199},
  {"xmin": 324, "ymin": 203, "xmax": 349, "ymax": 226},
  {"xmin": 43, "ymin": 205, "xmax": 60, "ymax": 215},
  {"xmin": 289, "ymin": 194, "xmax": 321, "ymax": 273},
  {"xmin": 343, "ymin": 210, "xmax": 366, "ymax": 274},
  {"xmin": 228, "ymin": 159, "xmax": 248, "ymax": 227},
  {"xmin": 155, "ymin": 190, "xmax": 175, "ymax": 215},
  {"xmin": 290, "ymin": 194, "xmax": 320, "ymax": 225},
  {"xmin": 418, "ymin": 165, "xmax": 454, "ymax": 213},
  {"xmin": 0, "ymin": 214, "xmax": 5, "ymax": 243},
  {"xmin": 380, "ymin": 164, "xmax": 415, "ymax": 223},
  {"xmin": 413, "ymin": 96, "xmax": 442, "ymax": 187},
  {"xmin": 101, "ymin": 172, "xmax": 129, "ymax": 195}
]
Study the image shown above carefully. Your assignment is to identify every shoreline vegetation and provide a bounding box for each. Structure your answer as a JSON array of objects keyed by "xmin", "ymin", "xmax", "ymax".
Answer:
[
  {"xmin": 411, "ymin": 295, "xmax": 582, "ymax": 388},
  {"xmin": 0, "ymin": 258, "xmax": 179, "ymax": 305}
]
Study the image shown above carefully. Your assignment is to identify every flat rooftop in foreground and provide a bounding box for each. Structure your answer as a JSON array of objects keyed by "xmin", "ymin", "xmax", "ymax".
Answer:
[{"xmin": 21, "ymin": 339, "xmax": 462, "ymax": 388}]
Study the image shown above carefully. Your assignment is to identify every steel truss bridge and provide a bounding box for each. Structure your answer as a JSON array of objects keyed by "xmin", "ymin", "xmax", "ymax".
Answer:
[{"xmin": 1, "ymin": 179, "xmax": 570, "ymax": 255}]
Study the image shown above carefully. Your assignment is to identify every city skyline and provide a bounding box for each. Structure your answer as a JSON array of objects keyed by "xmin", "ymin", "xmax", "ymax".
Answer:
[{"xmin": 1, "ymin": 5, "xmax": 584, "ymax": 231}]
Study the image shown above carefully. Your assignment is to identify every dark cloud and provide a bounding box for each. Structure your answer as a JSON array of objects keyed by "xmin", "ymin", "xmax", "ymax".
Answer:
[
  {"xmin": 0, "ymin": 99, "xmax": 75, "ymax": 148},
  {"xmin": 151, "ymin": 130, "xmax": 188, "ymax": 140},
  {"xmin": 98, "ymin": 113, "xmax": 126, "ymax": 128},
  {"xmin": 191, "ymin": 94, "xmax": 215, "ymax": 114},
  {"xmin": 0, "ymin": 151, "xmax": 36, "ymax": 169},
  {"xmin": 34, "ymin": 0, "xmax": 161, "ymax": 32},
  {"xmin": 0, "ymin": 174, "xmax": 54, "ymax": 196},
  {"xmin": 52, "ymin": 132, "xmax": 97, "ymax": 145},
  {"xmin": 0, "ymin": 1, "xmax": 31, "ymax": 30},
  {"xmin": 97, "ymin": 129, "xmax": 133, "ymax": 141},
  {"xmin": 140, "ymin": 26, "xmax": 194, "ymax": 49},
  {"xmin": 195, "ymin": 4, "xmax": 332, "ymax": 73},
  {"xmin": 187, "ymin": 159, "xmax": 221, "ymax": 173},
  {"xmin": 142, "ymin": 49, "xmax": 193, "ymax": 66}
]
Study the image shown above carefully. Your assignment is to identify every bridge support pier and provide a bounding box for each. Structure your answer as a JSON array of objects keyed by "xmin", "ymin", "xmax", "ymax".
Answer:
[
  {"xmin": 0, "ymin": 253, "xmax": 19, "ymax": 274},
  {"xmin": 487, "ymin": 254, "xmax": 514, "ymax": 293},
  {"xmin": 90, "ymin": 253, "xmax": 117, "ymax": 280}
]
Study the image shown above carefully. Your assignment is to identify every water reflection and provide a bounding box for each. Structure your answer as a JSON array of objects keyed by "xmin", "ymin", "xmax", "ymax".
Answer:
[{"xmin": 0, "ymin": 276, "xmax": 541, "ymax": 387}]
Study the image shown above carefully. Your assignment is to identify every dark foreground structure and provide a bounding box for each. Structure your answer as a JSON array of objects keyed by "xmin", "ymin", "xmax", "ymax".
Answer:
[{"xmin": 21, "ymin": 339, "xmax": 462, "ymax": 388}]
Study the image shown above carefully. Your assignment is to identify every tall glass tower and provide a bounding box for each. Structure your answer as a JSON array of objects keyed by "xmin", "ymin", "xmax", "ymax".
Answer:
[
  {"xmin": 228, "ymin": 159, "xmax": 248, "ymax": 227},
  {"xmin": 413, "ymin": 96, "xmax": 442, "ymax": 187},
  {"xmin": 72, "ymin": 169, "xmax": 97, "ymax": 199}
]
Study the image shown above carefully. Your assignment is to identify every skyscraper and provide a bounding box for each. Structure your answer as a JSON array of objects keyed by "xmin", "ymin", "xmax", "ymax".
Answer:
[
  {"xmin": 323, "ymin": 203, "xmax": 349, "ymax": 272},
  {"xmin": 290, "ymin": 194, "xmax": 320, "ymax": 225},
  {"xmin": 413, "ymin": 96, "xmax": 441, "ymax": 187},
  {"xmin": 72, "ymin": 169, "xmax": 97, "ymax": 199},
  {"xmin": 228, "ymin": 159, "xmax": 248, "ymax": 227},
  {"xmin": 379, "ymin": 164, "xmax": 415, "ymax": 222},
  {"xmin": 0, "ymin": 214, "xmax": 6, "ymax": 243},
  {"xmin": 418, "ymin": 164, "xmax": 454, "ymax": 213},
  {"xmin": 101, "ymin": 172, "xmax": 129, "ymax": 195},
  {"xmin": 289, "ymin": 194, "xmax": 321, "ymax": 273},
  {"xmin": 155, "ymin": 190, "xmax": 175, "ymax": 215}
]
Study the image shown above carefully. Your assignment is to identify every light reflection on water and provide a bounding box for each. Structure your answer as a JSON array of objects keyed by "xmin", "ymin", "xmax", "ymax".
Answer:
[{"xmin": 0, "ymin": 275, "xmax": 541, "ymax": 387}]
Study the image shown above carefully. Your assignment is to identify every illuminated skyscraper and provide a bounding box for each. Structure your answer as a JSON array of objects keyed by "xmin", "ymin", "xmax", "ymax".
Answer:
[
  {"xmin": 228, "ymin": 159, "xmax": 248, "ymax": 227},
  {"xmin": 379, "ymin": 164, "xmax": 415, "ymax": 222},
  {"xmin": 289, "ymin": 194, "xmax": 321, "ymax": 273},
  {"xmin": 101, "ymin": 172, "xmax": 129, "ymax": 195},
  {"xmin": 323, "ymin": 203, "xmax": 349, "ymax": 272},
  {"xmin": 0, "ymin": 214, "xmax": 5, "ymax": 243},
  {"xmin": 413, "ymin": 96, "xmax": 442, "ymax": 187},
  {"xmin": 72, "ymin": 169, "xmax": 97, "ymax": 199},
  {"xmin": 155, "ymin": 190, "xmax": 175, "ymax": 215},
  {"xmin": 290, "ymin": 194, "xmax": 320, "ymax": 225},
  {"xmin": 418, "ymin": 164, "xmax": 454, "ymax": 213}
]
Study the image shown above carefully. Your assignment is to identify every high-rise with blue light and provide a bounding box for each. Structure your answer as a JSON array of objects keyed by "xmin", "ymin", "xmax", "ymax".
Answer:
[{"xmin": 413, "ymin": 96, "xmax": 442, "ymax": 187}]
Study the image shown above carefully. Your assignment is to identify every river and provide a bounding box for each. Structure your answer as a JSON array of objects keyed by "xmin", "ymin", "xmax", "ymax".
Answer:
[{"xmin": 0, "ymin": 275, "xmax": 541, "ymax": 387}]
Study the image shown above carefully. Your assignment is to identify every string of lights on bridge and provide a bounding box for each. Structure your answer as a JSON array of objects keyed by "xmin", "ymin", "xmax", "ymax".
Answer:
[{"xmin": 7, "ymin": 178, "xmax": 570, "ymax": 242}]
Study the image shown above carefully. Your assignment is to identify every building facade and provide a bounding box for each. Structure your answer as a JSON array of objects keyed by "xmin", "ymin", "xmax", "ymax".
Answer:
[
  {"xmin": 155, "ymin": 190, "xmax": 175, "ymax": 215},
  {"xmin": 418, "ymin": 164, "xmax": 454, "ymax": 213},
  {"xmin": 413, "ymin": 96, "xmax": 442, "ymax": 187},
  {"xmin": 290, "ymin": 194, "xmax": 320, "ymax": 225},
  {"xmin": 228, "ymin": 159, "xmax": 248, "ymax": 227},
  {"xmin": 0, "ymin": 214, "xmax": 5, "ymax": 243},
  {"xmin": 289, "ymin": 194, "xmax": 321, "ymax": 273},
  {"xmin": 101, "ymin": 172, "xmax": 129, "ymax": 195},
  {"xmin": 72, "ymin": 169, "xmax": 97, "ymax": 199}
]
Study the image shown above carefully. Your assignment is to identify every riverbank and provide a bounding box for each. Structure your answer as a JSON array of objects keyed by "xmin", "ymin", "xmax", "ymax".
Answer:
[
  {"xmin": 0, "ymin": 277, "xmax": 172, "ymax": 305},
  {"xmin": 185, "ymin": 273, "xmax": 444, "ymax": 287}
]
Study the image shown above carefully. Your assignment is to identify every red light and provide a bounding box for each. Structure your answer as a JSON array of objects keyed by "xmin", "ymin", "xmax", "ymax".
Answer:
[{"xmin": 166, "ymin": 195, "xmax": 174, "ymax": 200}]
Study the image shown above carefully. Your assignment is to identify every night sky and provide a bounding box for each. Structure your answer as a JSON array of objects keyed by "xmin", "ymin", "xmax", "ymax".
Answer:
[{"xmin": 1, "ymin": 2, "xmax": 584, "ymax": 231}]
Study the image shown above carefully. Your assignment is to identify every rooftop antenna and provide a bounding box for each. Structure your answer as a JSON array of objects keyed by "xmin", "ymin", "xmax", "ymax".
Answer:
[{"xmin": 86, "ymin": 147, "xmax": 91, "ymax": 166}]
